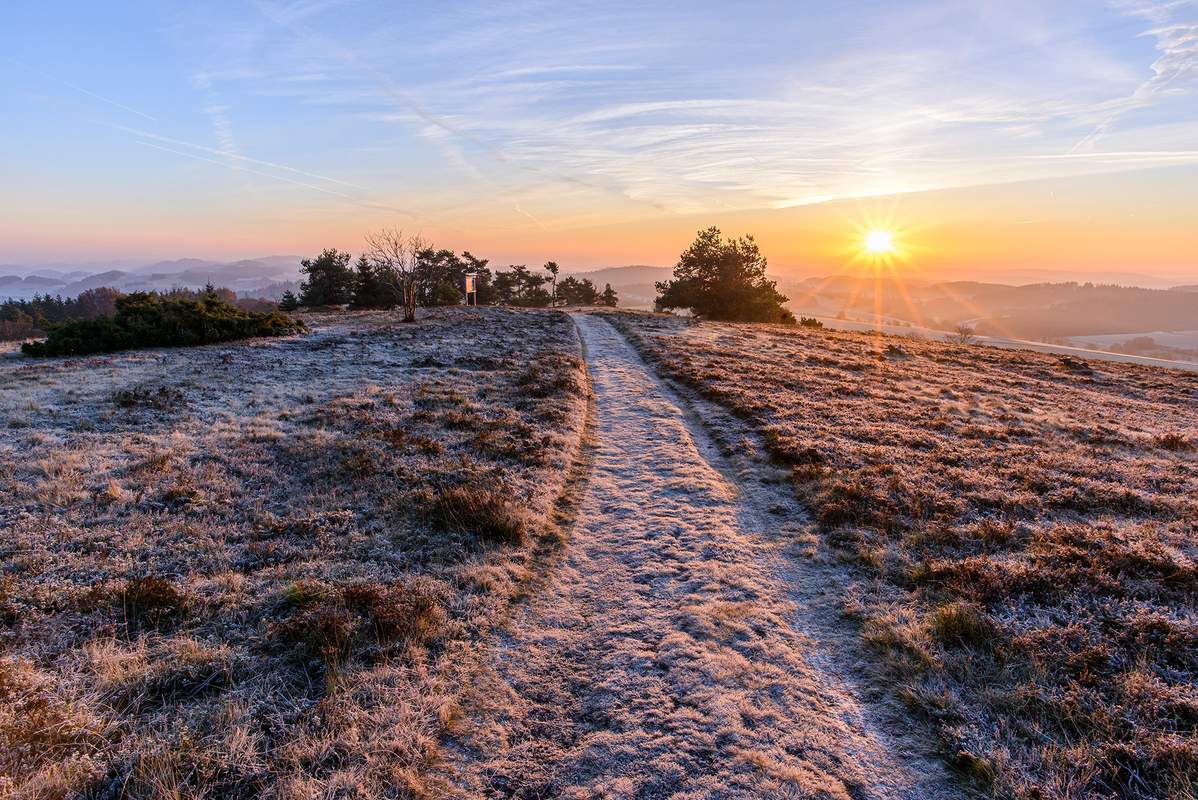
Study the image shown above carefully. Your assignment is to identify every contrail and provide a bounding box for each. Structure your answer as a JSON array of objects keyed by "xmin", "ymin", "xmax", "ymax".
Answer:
[
  {"xmin": 114, "ymin": 124, "xmax": 367, "ymax": 190},
  {"xmin": 4, "ymin": 56, "xmax": 158, "ymax": 122},
  {"xmin": 135, "ymin": 139, "xmax": 415, "ymax": 216}
]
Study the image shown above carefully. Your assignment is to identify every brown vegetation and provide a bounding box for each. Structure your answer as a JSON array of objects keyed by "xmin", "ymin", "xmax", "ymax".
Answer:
[
  {"xmin": 0, "ymin": 307, "xmax": 586, "ymax": 798},
  {"xmin": 611, "ymin": 311, "xmax": 1198, "ymax": 800}
]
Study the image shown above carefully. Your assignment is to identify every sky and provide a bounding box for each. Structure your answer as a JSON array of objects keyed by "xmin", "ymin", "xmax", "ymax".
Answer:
[{"xmin": 2, "ymin": 0, "xmax": 1197, "ymax": 282}]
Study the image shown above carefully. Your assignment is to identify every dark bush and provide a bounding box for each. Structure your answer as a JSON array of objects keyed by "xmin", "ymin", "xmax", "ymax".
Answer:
[{"xmin": 21, "ymin": 292, "xmax": 305, "ymax": 357}]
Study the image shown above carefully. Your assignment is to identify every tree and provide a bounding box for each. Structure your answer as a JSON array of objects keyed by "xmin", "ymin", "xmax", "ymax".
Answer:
[
  {"xmin": 364, "ymin": 228, "xmax": 425, "ymax": 322},
  {"xmin": 279, "ymin": 290, "xmax": 300, "ymax": 312},
  {"xmin": 493, "ymin": 268, "xmax": 521, "ymax": 305},
  {"xmin": 654, "ymin": 227, "xmax": 794, "ymax": 323},
  {"xmin": 544, "ymin": 261, "xmax": 560, "ymax": 306},
  {"xmin": 299, "ymin": 249, "xmax": 356, "ymax": 307},
  {"xmin": 600, "ymin": 283, "xmax": 619, "ymax": 307},
  {"xmin": 557, "ymin": 276, "xmax": 600, "ymax": 306},
  {"xmin": 952, "ymin": 323, "xmax": 977, "ymax": 345},
  {"xmin": 350, "ymin": 254, "xmax": 401, "ymax": 309},
  {"xmin": 414, "ymin": 248, "xmax": 464, "ymax": 306}
]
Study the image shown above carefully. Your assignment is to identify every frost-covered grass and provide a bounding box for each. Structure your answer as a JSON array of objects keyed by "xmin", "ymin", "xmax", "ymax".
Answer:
[
  {"xmin": 0, "ymin": 307, "xmax": 586, "ymax": 798},
  {"xmin": 610, "ymin": 311, "xmax": 1198, "ymax": 800}
]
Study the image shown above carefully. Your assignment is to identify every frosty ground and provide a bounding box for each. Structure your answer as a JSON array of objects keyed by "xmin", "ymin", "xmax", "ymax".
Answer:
[
  {"xmin": 0, "ymin": 308, "xmax": 587, "ymax": 798},
  {"xmin": 3, "ymin": 305, "xmax": 1194, "ymax": 799},
  {"xmin": 611, "ymin": 311, "xmax": 1198, "ymax": 800}
]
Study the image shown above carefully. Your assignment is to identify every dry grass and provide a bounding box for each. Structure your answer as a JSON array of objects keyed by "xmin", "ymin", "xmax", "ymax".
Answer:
[
  {"xmin": 611, "ymin": 311, "xmax": 1198, "ymax": 800},
  {"xmin": 0, "ymin": 307, "xmax": 587, "ymax": 798}
]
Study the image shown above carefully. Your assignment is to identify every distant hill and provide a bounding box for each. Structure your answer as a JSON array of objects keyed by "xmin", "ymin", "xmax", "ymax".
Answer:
[
  {"xmin": 0, "ymin": 256, "xmax": 303, "ymax": 301},
  {"xmin": 782, "ymin": 275, "xmax": 1198, "ymax": 341},
  {"xmin": 565, "ymin": 265, "xmax": 671, "ymax": 308}
]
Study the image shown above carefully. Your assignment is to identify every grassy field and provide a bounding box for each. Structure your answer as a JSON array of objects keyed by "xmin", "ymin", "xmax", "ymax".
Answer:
[
  {"xmin": 0, "ymin": 308, "xmax": 587, "ymax": 799},
  {"xmin": 610, "ymin": 312, "xmax": 1198, "ymax": 800}
]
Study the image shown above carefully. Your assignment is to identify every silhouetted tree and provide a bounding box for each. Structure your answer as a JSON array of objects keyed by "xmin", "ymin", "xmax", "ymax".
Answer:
[
  {"xmin": 557, "ymin": 276, "xmax": 600, "ymax": 305},
  {"xmin": 600, "ymin": 283, "xmax": 619, "ymax": 307},
  {"xmin": 350, "ymin": 254, "xmax": 401, "ymax": 309},
  {"xmin": 545, "ymin": 261, "xmax": 560, "ymax": 306},
  {"xmin": 414, "ymin": 248, "xmax": 465, "ymax": 306},
  {"xmin": 655, "ymin": 227, "xmax": 793, "ymax": 323},
  {"xmin": 299, "ymin": 249, "xmax": 356, "ymax": 307},
  {"xmin": 493, "ymin": 268, "xmax": 521, "ymax": 305},
  {"xmin": 279, "ymin": 290, "xmax": 300, "ymax": 312}
]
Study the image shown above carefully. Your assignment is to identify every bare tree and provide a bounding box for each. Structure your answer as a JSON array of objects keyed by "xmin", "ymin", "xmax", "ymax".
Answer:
[
  {"xmin": 364, "ymin": 227, "xmax": 426, "ymax": 322},
  {"xmin": 952, "ymin": 322, "xmax": 978, "ymax": 345}
]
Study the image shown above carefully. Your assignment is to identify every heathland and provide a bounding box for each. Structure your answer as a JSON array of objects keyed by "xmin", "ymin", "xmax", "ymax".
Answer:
[
  {"xmin": 611, "ymin": 311, "xmax": 1198, "ymax": 799},
  {"xmin": 0, "ymin": 308, "xmax": 586, "ymax": 797},
  {"xmin": 1, "ymin": 302, "xmax": 1195, "ymax": 799}
]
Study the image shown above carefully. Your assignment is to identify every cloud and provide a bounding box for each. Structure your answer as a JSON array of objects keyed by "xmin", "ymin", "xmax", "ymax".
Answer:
[{"xmin": 159, "ymin": 1, "xmax": 1198, "ymax": 223}]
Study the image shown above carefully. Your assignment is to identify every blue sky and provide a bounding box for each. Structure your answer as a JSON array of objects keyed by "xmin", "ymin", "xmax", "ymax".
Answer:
[{"xmin": 1, "ymin": 1, "xmax": 1196, "ymax": 273}]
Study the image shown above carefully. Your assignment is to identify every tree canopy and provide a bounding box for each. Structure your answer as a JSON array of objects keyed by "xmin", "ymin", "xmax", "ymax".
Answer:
[
  {"xmin": 299, "ymin": 249, "xmax": 356, "ymax": 307},
  {"xmin": 655, "ymin": 227, "xmax": 793, "ymax": 323}
]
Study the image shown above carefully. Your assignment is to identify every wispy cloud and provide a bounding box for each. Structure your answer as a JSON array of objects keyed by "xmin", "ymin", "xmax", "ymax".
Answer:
[{"xmin": 19, "ymin": 0, "xmax": 1198, "ymax": 232}]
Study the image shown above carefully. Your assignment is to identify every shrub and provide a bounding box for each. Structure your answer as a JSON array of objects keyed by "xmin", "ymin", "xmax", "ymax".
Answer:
[
  {"xmin": 273, "ymin": 580, "xmax": 446, "ymax": 690},
  {"xmin": 799, "ymin": 316, "xmax": 823, "ymax": 328},
  {"xmin": 22, "ymin": 293, "xmax": 305, "ymax": 357},
  {"xmin": 112, "ymin": 383, "xmax": 186, "ymax": 410}
]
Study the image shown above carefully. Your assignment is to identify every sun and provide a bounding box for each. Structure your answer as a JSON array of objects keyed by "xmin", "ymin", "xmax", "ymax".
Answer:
[{"xmin": 864, "ymin": 230, "xmax": 895, "ymax": 254}]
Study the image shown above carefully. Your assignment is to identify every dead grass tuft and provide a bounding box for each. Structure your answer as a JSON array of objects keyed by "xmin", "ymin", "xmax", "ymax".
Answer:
[{"xmin": 426, "ymin": 484, "xmax": 529, "ymax": 547}]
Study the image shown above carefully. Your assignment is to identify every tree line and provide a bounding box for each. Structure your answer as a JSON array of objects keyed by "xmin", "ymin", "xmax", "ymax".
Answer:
[{"xmin": 287, "ymin": 228, "xmax": 618, "ymax": 316}]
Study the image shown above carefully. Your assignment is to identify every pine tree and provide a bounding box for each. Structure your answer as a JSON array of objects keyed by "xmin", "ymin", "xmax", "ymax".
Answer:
[
  {"xmin": 655, "ymin": 227, "xmax": 792, "ymax": 323},
  {"xmin": 298, "ymin": 249, "xmax": 356, "ymax": 307},
  {"xmin": 600, "ymin": 283, "xmax": 619, "ymax": 307},
  {"xmin": 279, "ymin": 290, "xmax": 299, "ymax": 311}
]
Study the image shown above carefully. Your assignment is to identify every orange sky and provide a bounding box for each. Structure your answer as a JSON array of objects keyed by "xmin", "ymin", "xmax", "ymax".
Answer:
[{"xmin": 3, "ymin": 165, "xmax": 1195, "ymax": 286}]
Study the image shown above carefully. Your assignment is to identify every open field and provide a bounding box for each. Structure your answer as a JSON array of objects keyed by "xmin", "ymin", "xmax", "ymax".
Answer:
[
  {"xmin": 609, "ymin": 311, "xmax": 1198, "ymax": 799},
  {"xmin": 0, "ymin": 308, "xmax": 587, "ymax": 798}
]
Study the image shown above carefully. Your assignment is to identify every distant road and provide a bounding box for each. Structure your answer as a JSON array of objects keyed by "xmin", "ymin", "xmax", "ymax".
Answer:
[{"xmin": 813, "ymin": 316, "xmax": 1198, "ymax": 373}]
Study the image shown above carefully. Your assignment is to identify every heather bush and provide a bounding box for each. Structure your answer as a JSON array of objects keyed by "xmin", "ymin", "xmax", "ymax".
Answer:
[{"xmin": 21, "ymin": 292, "xmax": 305, "ymax": 356}]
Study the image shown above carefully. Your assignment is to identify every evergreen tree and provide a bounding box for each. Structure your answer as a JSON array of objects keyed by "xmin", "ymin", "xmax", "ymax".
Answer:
[
  {"xmin": 350, "ymin": 254, "xmax": 400, "ymax": 309},
  {"xmin": 557, "ymin": 276, "xmax": 600, "ymax": 305},
  {"xmin": 298, "ymin": 249, "xmax": 356, "ymax": 307},
  {"xmin": 544, "ymin": 261, "xmax": 560, "ymax": 306},
  {"xmin": 279, "ymin": 290, "xmax": 300, "ymax": 311},
  {"xmin": 493, "ymin": 268, "xmax": 521, "ymax": 305},
  {"xmin": 655, "ymin": 227, "xmax": 793, "ymax": 323},
  {"xmin": 600, "ymin": 283, "xmax": 619, "ymax": 307}
]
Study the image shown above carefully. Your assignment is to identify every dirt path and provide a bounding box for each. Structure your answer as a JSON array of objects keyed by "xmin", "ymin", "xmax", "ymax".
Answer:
[{"xmin": 445, "ymin": 314, "xmax": 962, "ymax": 799}]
